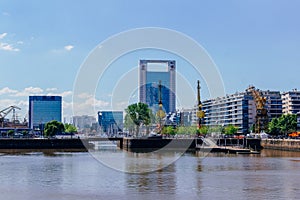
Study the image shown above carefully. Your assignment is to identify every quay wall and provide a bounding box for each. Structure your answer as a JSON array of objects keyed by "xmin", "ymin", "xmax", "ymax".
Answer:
[
  {"xmin": 123, "ymin": 138, "xmax": 262, "ymax": 150},
  {"xmin": 262, "ymin": 139, "xmax": 300, "ymax": 152},
  {"xmin": 0, "ymin": 138, "xmax": 89, "ymax": 149}
]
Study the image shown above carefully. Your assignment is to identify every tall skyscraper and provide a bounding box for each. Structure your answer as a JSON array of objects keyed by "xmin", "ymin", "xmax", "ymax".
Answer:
[
  {"xmin": 29, "ymin": 96, "xmax": 62, "ymax": 129},
  {"xmin": 139, "ymin": 60, "xmax": 176, "ymax": 114}
]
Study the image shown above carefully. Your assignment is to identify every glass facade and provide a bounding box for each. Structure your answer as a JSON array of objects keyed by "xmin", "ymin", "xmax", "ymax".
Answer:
[
  {"xmin": 98, "ymin": 111, "xmax": 123, "ymax": 134},
  {"xmin": 139, "ymin": 60, "xmax": 176, "ymax": 114},
  {"xmin": 29, "ymin": 96, "xmax": 62, "ymax": 129}
]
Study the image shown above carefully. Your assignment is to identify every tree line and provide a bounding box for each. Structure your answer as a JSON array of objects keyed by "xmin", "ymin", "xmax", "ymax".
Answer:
[{"xmin": 124, "ymin": 103, "xmax": 298, "ymax": 136}]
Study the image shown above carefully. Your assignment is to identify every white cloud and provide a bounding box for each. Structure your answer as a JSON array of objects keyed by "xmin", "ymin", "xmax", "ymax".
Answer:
[
  {"xmin": 73, "ymin": 93, "xmax": 110, "ymax": 116},
  {"xmin": 0, "ymin": 42, "xmax": 20, "ymax": 52},
  {"xmin": 47, "ymin": 90, "xmax": 72, "ymax": 98},
  {"xmin": 13, "ymin": 87, "xmax": 44, "ymax": 97},
  {"xmin": 0, "ymin": 87, "xmax": 18, "ymax": 95},
  {"xmin": 0, "ymin": 33, "xmax": 7, "ymax": 39},
  {"xmin": 24, "ymin": 86, "xmax": 43, "ymax": 94},
  {"xmin": 46, "ymin": 88, "xmax": 58, "ymax": 92},
  {"xmin": 77, "ymin": 93, "xmax": 93, "ymax": 99},
  {"xmin": 64, "ymin": 45, "xmax": 74, "ymax": 51}
]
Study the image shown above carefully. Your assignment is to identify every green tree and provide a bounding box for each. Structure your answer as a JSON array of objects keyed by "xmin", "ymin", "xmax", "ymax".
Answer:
[
  {"xmin": 267, "ymin": 114, "xmax": 297, "ymax": 136},
  {"xmin": 268, "ymin": 118, "xmax": 280, "ymax": 135},
  {"xmin": 199, "ymin": 126, "xmax": 209, "ymax": 135},
  {"xmin": 64, "ymin": 123, "xmax": 77, "ymax": 133},
  {"xmin": 279, "ymin": 114, "xmax": 297, "ymax": 135},
  {"xmin": 22, "ymin": 130, "xmax": 29, "ymax": 137},
  {"xmin": 224, "ymin": 124, "xmax": 238, "ymax": 135},
  {"xmin": 44, "ymin": 120, "xmax": 65, "ymax": 137},
  {"xmin": 176, "ymin": 126, "xmax": 187, "ymax": 135},
  {"xmin": 176, "ymin": 126, "xmax": 198, "ymax": 135},
  {"xmin": 7, "ymin": 130, "xmax": 14, "ymax": 137},
  {"xmin": 124, "ymin": 114, "xmax": 135, "ymax": 134},
  {"xmin": 162, "ymin": 126, "xmax": 176, "ymax": 136},
  {"xmin": 125, "ymin": 103, "xmax": 151, "ymax": 136}
]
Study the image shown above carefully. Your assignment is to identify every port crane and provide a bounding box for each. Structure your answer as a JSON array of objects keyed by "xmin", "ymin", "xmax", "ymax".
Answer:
[
  {"xmin": 247, "ymin": 86, "xmax": 268, "ymax": 133},
  {"xmin": 0, "ymin": 106, "xmax": 21, "ymax": 127}
]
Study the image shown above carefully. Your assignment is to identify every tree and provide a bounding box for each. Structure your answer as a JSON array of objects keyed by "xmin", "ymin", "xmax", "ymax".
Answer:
[
  {"xmin": 7, "ymin": 130, "xmax": 14, "ymax": 137},
  {"xmin": 199, "ymin": 126, "xmax": 209, "ymax": 135},
  {"xmin": 44, "ymin": 120, "xmax": 65, "ymax": 137},
  {"xmin": 124, "ymin": 114, "xmax": 135, "ymax": 134},
  {"xmin": 268, "ymin": 118, "xmax": 280, "ymax": 135},
  {"xmin": 267, "ymin": 114, "xmax": 297, "ymax": 136},
  {"xmin": 224, "ymin": 124, "xmax": 238, "ymax": 135},
  {"xmin": 65, "ymin": 123, "xmax": 77, "ymax": 133},
  {"xmin": 125, "ymin": 103, "xmax": 151, "ymax": 136},
  {"xmin": 162, "ymin": 126, "xmax": 176, "ymax": 136},
  {"xmin": 176, "ymin": 126, "xmax": 198, "ymax": 135}
]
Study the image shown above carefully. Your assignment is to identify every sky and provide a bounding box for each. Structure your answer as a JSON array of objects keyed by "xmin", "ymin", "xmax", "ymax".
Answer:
[{"xmin": 0, "ymin": 0, "xmax": 300, "ymax": 121}]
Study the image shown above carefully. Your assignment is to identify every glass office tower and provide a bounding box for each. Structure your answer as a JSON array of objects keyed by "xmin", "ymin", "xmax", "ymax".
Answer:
[
  {"xmin": 139, "ymin": 60, "xmax": 176, "ymax": 114},
  {"xmin": 29, "ymin": 96, "xmax": 62, "ymax": 129},
  {"xmin": 98, "ymin": 111, "xmax": 123, "ymax": 134}
]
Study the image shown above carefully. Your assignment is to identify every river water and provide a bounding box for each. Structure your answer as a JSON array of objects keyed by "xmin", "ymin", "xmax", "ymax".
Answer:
[{"xmin": 0, "ymin": 149, "xmax": 299, "ymax": 200}]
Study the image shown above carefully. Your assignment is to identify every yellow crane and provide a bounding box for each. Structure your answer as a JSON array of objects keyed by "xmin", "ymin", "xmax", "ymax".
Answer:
[{"xmin": 247, "ymin": 86, "xmax": 268, "ymax": 133}]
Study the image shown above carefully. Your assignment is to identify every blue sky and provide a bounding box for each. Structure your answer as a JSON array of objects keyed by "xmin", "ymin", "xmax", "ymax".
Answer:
[{"xmin": 1, "ymin": 0, "xmax": 300, "ymax": 120}]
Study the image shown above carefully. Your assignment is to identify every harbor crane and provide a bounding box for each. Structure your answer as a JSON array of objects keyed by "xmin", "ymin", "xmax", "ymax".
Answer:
[
  {"xmin": 0, "ymin": 106, "xmax": 21, "ymax": 128},
  {"xmin": 246, "ymin": 86, "xmax": 268, "ymax": 133}
]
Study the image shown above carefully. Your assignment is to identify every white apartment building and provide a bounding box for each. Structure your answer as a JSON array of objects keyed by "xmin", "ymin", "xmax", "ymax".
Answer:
[{"xmin": 282, "ymin": 89, "xmax": 300, "ymax": 114}]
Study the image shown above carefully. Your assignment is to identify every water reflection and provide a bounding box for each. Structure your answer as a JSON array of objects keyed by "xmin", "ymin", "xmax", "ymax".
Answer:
[
  {"xmin": 0, "ymin": 149, "xmax": 299, "ymax": 200},
  {"xmin": 126, "ymin": 164, "xmax": 177, "ymax": 196}
]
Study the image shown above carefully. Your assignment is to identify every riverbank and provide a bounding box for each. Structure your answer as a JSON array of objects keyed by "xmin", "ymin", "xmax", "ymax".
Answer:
[
  {"xmin": 262, "ymin": 139, "xmax": 300, "ymax": 152},
  {"xmin": 0, "ymin": 138, "xmax": 91, "ymax": 150}
]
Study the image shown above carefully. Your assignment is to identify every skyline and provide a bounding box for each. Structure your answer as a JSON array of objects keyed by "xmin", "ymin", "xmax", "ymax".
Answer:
[{"xmin": 1, "ymin": 0, "xmax": 300, "ymax": 120}]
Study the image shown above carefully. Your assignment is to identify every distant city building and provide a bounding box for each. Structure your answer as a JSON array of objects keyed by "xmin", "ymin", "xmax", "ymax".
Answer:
[
  {"xmin": 282, "ymin": 89, "xmax": 300, "ymax": 114},
  {"xmin": 98, "ymin": 111, "xmax": 123, "ymax": 134},
  {"xmin": 72, "ymin": 115, "xmax": 96, "ymax": 131},
  {"xmin": 164, "ymin": 111, "xmax": 181, "ymax": 126},
  {"xmin": 139, "ymin": 59, "xmax": 176, "ymax": 114},
  {"xmin": 180, "ymin": 107, "xmax": 198, "ymax": 126},
  {"xmin": 29, "ymin": 96, "xmax": 62, "ymax": 129}
]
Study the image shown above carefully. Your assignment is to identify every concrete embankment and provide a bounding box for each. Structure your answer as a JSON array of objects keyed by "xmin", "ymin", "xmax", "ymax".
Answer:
[
  {"xmin": 122, "ymin": 138, "xmax": 262, "ymax": 151},
  {"xmin": 262, "ymin": 139, "xmax": 300, "ymax": 152},
  {"xmin": 0, "ymin": 138, "xmax": 91, "ymax": 150}
]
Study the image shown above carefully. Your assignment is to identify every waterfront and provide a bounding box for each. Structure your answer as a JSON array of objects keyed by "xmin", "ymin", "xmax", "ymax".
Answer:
[{"xmin": 0, "ymin": 149, "xmax": 299, "ymax": 200}]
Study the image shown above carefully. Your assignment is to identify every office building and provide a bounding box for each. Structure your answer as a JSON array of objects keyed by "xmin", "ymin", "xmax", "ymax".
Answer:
[
  {"xmin": 282, "ymin": 89, "xmax": 300, "ymax": 114},
  {"xmin": 98, "ymin": 111, "xmax": 123, "ymax": 134},
  {"xmin": 29, "ymin": 96, "xmax": 62, "ymax": 129},
  {"xmin": 139, "ymin": 59, "xmax": 176, "ymax": 114}
]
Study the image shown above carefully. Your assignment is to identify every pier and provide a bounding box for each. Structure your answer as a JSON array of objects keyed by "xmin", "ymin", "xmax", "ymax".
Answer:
[{"xmin": 262, "ymin": 139, "xmax": 300, "ymax": 152}]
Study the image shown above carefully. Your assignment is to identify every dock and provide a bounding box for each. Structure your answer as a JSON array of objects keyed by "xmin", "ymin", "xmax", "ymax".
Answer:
[{"xmin": 196, "ymin": 145, "xmax": 261, "ymax": 154}]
